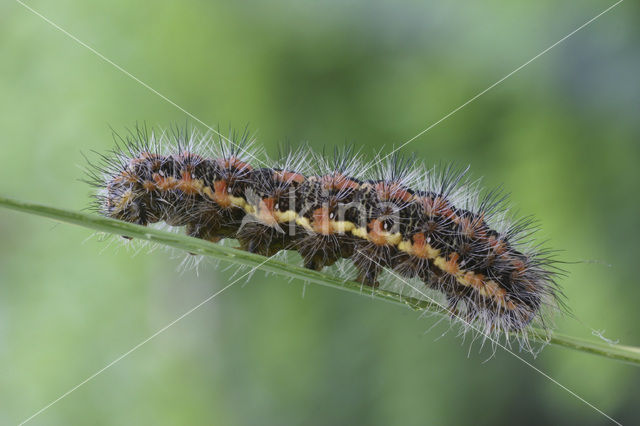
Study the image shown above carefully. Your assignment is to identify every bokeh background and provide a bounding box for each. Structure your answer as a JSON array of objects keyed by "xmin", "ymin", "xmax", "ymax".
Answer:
[{"xmin": 1, "ymin": 0, "xmax": 639, "ymax": 424}]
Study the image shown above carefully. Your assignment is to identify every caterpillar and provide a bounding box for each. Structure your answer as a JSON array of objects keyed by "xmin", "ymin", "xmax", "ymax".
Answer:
[{"xmin": 87, "ymin": 125, "xmax": 562, "ymax": 338}]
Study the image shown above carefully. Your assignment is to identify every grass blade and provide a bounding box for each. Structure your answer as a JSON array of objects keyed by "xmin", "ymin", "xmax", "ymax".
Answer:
[{"xmin": 1, "ymin": 195, "xmax": 639, "ymax": 366}]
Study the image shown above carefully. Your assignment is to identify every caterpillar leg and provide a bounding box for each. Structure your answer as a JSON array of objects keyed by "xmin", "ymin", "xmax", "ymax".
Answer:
[
  {"xmin": 236, "ymin": 222, "xmax": 288, "ymax": 257},
  {"xmin": 351, "ymin": 243, "xmax": 394, "ymax": 288},
  {"xmin": 295, "ymin": 233, "xmax": 353, "ymax": 272}
]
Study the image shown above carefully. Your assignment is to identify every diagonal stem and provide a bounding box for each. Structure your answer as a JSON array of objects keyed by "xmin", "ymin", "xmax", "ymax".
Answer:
[{"xmin": 1, "ymin": 195, "xmax": 639, "ymax": 366}]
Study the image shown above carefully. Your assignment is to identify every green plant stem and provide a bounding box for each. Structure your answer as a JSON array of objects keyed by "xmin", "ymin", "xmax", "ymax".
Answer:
[{"xmin": 2, "ymin": 195, "xmax": 639, "ymax": 366}]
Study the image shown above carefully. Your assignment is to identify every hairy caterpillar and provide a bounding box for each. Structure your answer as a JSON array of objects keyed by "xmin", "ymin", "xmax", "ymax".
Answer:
[{"xmin": 87, "ymin": 125, "xmax": 562, "ymax": 337}]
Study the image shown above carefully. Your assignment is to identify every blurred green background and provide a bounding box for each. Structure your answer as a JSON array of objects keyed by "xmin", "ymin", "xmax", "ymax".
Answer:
[{"xmin": 1, "ymin": 0, "xmax": 639, "ymax": 424}]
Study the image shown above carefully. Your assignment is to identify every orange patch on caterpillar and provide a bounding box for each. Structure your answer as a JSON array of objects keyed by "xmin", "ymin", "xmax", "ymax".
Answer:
[
  {"xmin": 142, "ymin": 180, "xmax": 157, "ymax": 191},
  {"xmin": 457, "ymin": 271, "xmax": 517, "ymax": 311},
  {"xmin": 419, "ymin": 195, "xmax": 457, "ymax": 221},
  {"xmin": 321, "ymin": 174, "xmax": 360, "ymax": 191},
  {"xmin": 217, "ymin": 156, "xmax": 252, "ymax": 171},
  {"xmin": 176, "ymin": 171, "xmax": 202, "ymax": 195},
  {"xmin": 443, "ymin": 252, "xmax": 461, "ymax": 275},
  {"xmin": 373, "ymin": 181, "xmax": 413, "ymax": 203},
  {"xmin": 509, "ymin": 258, "xmax": 528, "ymax": 280},
  {"xmin": 152, "ymin": 173, "xmax": 179, "ymax": 191},
  {"xmin": 411, "ymin": 233, "xmax": 440, "ymax": 259},
  {"xmin": 115, "ymin": 170, "xmax": 139, "ymax": 185},
  {"xmin": 464, "ymin": 271, "xmax": 485, "ymax": 291},
  {"xmin": 274, "ymin": 170, "xmax": 306, "ymax": 184},
  {"xmin": 367, "ymin": 219, "xmax": 388, "ymax": 246},
  {"xmin": 459, "ymin": 215, "xmax": 488, "ymax": 239},
  {"xmin": 129, "ymin": 152, "xmax": 157, "ymax": 168},
  {"xmin": 213, "ymin": 180, "xmax": 232, "ymax": 207},
  {"xmin": 138, "ymin": 151, "xmax": 160, "ymax": 160},
  {"xmin": 176, "ymin": 180, "xmax": 202, "ymax": 195},
  {"xmin": 312, "ymin": 207, "xmax": 332, "ymax": 235},
  {"xmin": 485, "ymin": 280, "xmax": 507, "ymax": 299},
  {"xmin": 255, "ymin": 197, "xmax": 279, "ymax": 226},
  {"xmin": 488, "ymin": 235, "xmax": 508, "ymax": 256},
  {"xmin": 464, "ymin": 272, "xmax": 504, "ymax": 297},
  {"xmin": 511, "ymin": 259, "xmax": 527, "ymax": 272}
]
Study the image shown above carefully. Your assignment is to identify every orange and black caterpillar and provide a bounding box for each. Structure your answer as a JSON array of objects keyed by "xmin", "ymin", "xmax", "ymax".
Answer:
[{"xmin": 87, "ymin": 126, "xmax": 562, "ymax": 335}]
